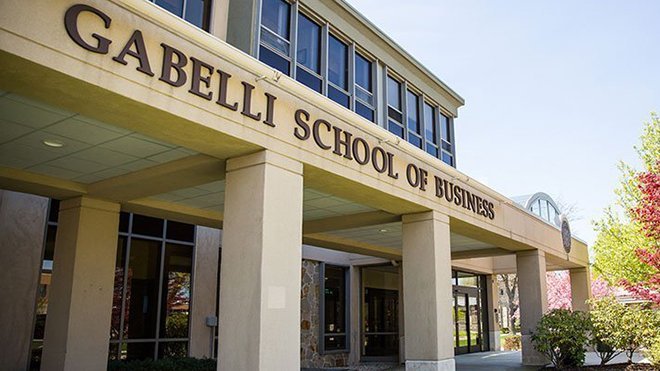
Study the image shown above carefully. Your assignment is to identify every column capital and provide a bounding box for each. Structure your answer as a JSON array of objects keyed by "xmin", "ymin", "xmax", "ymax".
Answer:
[
  {"xmin": 226, "ymin": 150, "xmax": 303, "ymax": 175},
  {"xmin": 401, "ymin": 210, "xmax": 449, "ymax": 225},
  {"xmin": 60, "ymin": 196, "xmax": 120, "ymax": 213}
]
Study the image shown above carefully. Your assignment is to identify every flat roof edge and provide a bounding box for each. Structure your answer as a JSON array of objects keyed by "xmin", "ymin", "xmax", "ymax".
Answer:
[{"xmin": 334, "ymin": 0, "xmax": 466, "ymax": 107}]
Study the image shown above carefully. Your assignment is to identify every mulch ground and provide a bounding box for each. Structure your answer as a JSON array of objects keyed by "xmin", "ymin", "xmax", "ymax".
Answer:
[{"xmin": 548, "ymin": 364, "xmax": 659, "ymax": 370}]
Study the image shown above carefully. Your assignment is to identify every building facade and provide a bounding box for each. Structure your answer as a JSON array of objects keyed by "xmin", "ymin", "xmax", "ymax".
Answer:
[{"xmin": 0, "ymin": 1, "xmax": 591, "ymax": 370}]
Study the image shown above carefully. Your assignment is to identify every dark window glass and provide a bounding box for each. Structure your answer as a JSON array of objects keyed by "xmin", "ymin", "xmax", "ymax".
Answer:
[
  {"xmin": 442, "ymin": 141, "xmax": 452, "ymax": 152},
  {"xmin": 296, "ymin": 14, "xmax": 320, "ymax": 73},
  {"xmin": 356, "ymin": 101, "xmax": 374, "ymax": 122},
  {"xmin": 159, "ymin": 244, "xmax": 193, "ymax": 339},
  {"xmin": 426, "ymin": 144, "xmax": 439, "ymax": 158},
  {"xmin": 388, "ymin": 121, "xmax": 404, "ymax": 138},
  {"xmin": 355, "ymin": 54, "xmax": 372, "ymax": 92},
  {"xmin": 328, "ymin": 35, "xmax": 348, "ymax": 90},
  {"xmin": 323, "ymin": 265, "xmax": 347, "ymax": 351},
  {"xmin": 43, "ymin": 225, "xmax": 57, "ymax": 263},
  {"xmin": 125, "ymin": 238, "xmax": 161, "ymax": 339},
  {"xmin": 119, "ymin": 212, "xmax": 130, "ymax": 233},
  {"xmin": 48, "ymin": 200, "xmax": 60, "ymax": 223},
  {"xmin": 442, "ymin": 152, "xmax": 454, "ymax": 166},
  {"xmin": 388, "ymin": 107, "xmax": 402, "ymax": 124},
  {"xmin": 296, "ymin": 67, "xmax": 322, "ymax": 92},
  {"xmin": 424, "ymin": 103, "xmax": 437, "ymax": 145},
  {"xmin": 132, "ymin": 214, "xmax": 164, "ymax": 237},
  {"xmin": 259, "ymin": 45, "xmax": 289, "ymax": 74},
  {"xmin": 387, "ymin": 76, "xmax": 401, "ymax": 109},
  {"xmin": 109, "ymin": 343, "xmax": 120, "ymax": 361},
  {"xmin": 328, "ymin": 85, "xmax": 350, "ymax": 108},
  {"xmin": 155, "ymin": 0, "xmax": 183, "ymax": 17},
  {"xmin": 261, "ymin": 0, "xmax": 290, "ymax": 39},
  {"xmin": 408, "ymin": 134, "xmax": 422, "ymax": 149},
  {"xmin": 406, "ymin": 90, "xmax": 420, "ymax": 133},
  {"xmin": 125, "ymin": 342, "xmax": 155, "ymax": 361},
  {"xmin": 166, "ymin": 220, "xmax": 195, "ymax": 242}
]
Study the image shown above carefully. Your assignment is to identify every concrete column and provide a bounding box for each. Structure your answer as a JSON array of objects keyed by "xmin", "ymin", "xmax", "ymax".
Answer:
[
  {"xmin": 41, "ymin": 197, "xmax": 120, "ymax": 371},
  {"xmin": 189, "ymin": 227, "xmax": 221, "ymax": 358},
  {"xmin": 516, "ymin": 250, "xmax": 548, "ymax": 366},
  {"xmin": 485, "ymin": 275, "xmax": 501, "ymax": 351},
  {"xmin": 218, "ymin": 151, "xmax": 303, "ymax": 371},
  {"xmin": 402, "ymin": 211, "xmax": 454, "ymax": 371},
  {"xmin": 570, "ymin": 267, "xmax": 592, "ymax": 312},
  {"xmin": 348, "ymin": 266, "xmax": 360, "ymax": 367},
  {"xmin": 0, "ymin": 190, "xmax": 48, "ymax": 371}
]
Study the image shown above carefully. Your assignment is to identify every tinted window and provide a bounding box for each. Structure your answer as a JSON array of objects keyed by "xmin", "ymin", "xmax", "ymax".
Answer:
[
  {"xmin": 387, "ymin": 76, "xmax": 401, "ymax": 109},
  {"xmin": 424, "ymin": 103, "xmax": 437, "ymax": 145},
  {"xmin": 406, "ymin": 90, "xmax": 420, "ymax": 133},
  {"xmin": 261, "ymin": 0, "xmax": 290, "ymax": 39},
  {"xmin": 328, "ymin": 35, "xmax": 348, "ymax": 90},
  {"xmin": 296, "ymin": 14, "xmax": 320, "ymax": 73},
  {"xmin": 355, "ymin": 54, "xmax": 372, "ymax": 92}
]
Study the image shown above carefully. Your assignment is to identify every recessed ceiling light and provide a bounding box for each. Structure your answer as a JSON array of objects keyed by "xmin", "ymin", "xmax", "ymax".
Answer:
[
  {"xmin": 42, "ymin": 139, "xmax": 65, "ymax": 148},
  {"xmin": 379, "ymin": 229, "xmax": 388, "ymax": 233}
]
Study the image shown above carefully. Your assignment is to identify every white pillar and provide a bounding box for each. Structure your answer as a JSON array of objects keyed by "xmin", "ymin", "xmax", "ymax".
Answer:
[
  {"xmin": 570, "ymin": 267, "xmax": 592, "ymax": 312},
  {"xmin": 516, "ymin": 250, "xmax": 548, "ymax": 366},
  {"xmin": 189, "ymin": 227, "xmax": 221, "ymax": 358},
  {"xmin": 402, "ymin": 211, "xmax": 454, "ymax": 371},
  {"xmin": 0, "ymin": 191, "xmax": 48, "ymax": 371},
  {"xmin": 218, "ymin": 151, "xmax": 303, "ymax": 371},
  {"xmin": 41, "ymin": 197, "xmax": 120, "ymax": 371}
]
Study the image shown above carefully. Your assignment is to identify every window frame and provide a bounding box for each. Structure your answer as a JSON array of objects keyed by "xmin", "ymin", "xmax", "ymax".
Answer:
[{"xmin": 319, "ymin": 262, "xmax": 351, "ymax": 354}]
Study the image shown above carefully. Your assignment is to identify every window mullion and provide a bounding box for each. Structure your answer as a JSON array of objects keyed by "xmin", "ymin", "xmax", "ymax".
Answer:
[
  {"xmin": 348, "ymin": 42, "xmax": 356, "ymax": 111},
  {"xmin": 401, "ymin": 80, "xmax": 408, "ymax": 141},
  {"xmin": 290, "ymin": 1, "xmax": 299, "ymax": 78},
  {"xmin": 321, "ymin": 22, "xmax": 329, "ymax": 95}
]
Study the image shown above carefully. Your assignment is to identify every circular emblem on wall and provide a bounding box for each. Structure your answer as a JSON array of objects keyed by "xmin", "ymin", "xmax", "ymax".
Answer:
[{"xmin": 560, "ymin": 215, "xmax": 572, "ymax": 253}]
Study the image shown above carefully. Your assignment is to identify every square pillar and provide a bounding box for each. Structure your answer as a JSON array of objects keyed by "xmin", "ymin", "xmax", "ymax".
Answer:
[
  {"xmin": 402, "ymin": 211, "xmax": 454, "ymax": 371},
  {"xmin": 0, "ymin": 191, "xmax": 48, "ymax": 371},
  {"xmin": 189, "ymin": 227, "xmax": 221, "ymax": 358},
  {"xmin": 41, "ymin": 197, "xmax": 120, "ymax": 371},
  {"xmin": 485, "ymin": 275, "xmax": 501, "ymax": 351},
  {"xmin": 516, "ymin": 250, "xmax": 548, "ymax": 366},
  {"xmin": 218, "ymin": 151, "xmax": 303, "ymax": 371},
  {"xmin": 570, "ymin": 267, "xmax": 592, "ymax": 312}
]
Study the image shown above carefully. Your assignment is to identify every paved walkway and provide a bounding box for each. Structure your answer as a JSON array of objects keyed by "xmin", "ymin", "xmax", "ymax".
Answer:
[{"xmin": 302, "ymin": 350, "xmax": 651, "ymax": 371}]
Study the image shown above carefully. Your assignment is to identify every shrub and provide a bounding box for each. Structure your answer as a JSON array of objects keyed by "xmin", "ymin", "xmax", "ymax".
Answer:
[
  {"xmin": 531, "ymin": 309, "xmax": 591, "ymax": 369},
  {"xmin": 589, "ymin": 296, "xmax": 626, "ymax": 365},
  {"xmin": 107, "ymin": 357, "xmax": 215, "ymax": 371},
  {"xmin": 618, "ymin": 303, "xmax": 658, "ymax": 363},
  {"xmin": 645, "ymin": 337, "xmax": 660, "ymax": 367},
  {"xmin": 502, "ymin": 334, "xmax": 521, "ymax": 350}
]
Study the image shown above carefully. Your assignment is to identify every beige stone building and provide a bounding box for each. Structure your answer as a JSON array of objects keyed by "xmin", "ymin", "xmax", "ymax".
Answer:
[{"xmin": 0, "ymin": 1, "xmax": 591, "ymax": 370}]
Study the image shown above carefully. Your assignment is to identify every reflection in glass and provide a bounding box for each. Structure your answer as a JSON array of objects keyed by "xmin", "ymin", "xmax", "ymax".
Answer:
[
  {"xmin": 328, "ymin": 36, "xmax": 348, "ymax": 90},
  {"xmin": 456, "ymin": 294, "xmax": 468, "ymax": 347},
  {"xmin": 160, "ymin": 244, "xmax": 192, "ymax": 339},
  {"xmin": 387, "ymin": 76, "xmax": 401, "ymax": 109},
  {"xmin": 469, "ymin": 295, "xmax": 480, "ymax": 348},
  {"xmin": 111, "ymin": 236, "xmax": 127, "ymax": 340},
  {"xmin": 296, "ymin": 14, "xmax": 320, "ymax": 73},
  {"xmin": 324, "ymin": 265, "xmax": 347, "ymax": 351},
  {"xmin": 261, "ymin": 0, "xmax": 290, "ymax": 39}
]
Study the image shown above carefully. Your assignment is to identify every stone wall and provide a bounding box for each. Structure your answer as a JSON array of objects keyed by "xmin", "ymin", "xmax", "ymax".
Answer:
[{"xmin": 301, "ymin": 260, "xmax": 350, "ymax": 368}]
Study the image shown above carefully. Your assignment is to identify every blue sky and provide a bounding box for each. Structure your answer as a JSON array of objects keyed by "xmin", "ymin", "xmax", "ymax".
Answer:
[{"xmin": 347, "ymin": 0, "xmax": 660, "ymax": 245}]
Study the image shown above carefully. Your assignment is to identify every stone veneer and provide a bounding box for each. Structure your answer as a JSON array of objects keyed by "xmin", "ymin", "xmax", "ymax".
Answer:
[{"xmin": 301, "ymin": 260, "xmax": 350, "ymax": 368}]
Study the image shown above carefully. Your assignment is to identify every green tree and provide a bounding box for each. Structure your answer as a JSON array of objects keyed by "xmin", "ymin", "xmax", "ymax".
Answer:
[{"xmin": 592, "ymin": 113, "xmax": 660, "ymax": 288}]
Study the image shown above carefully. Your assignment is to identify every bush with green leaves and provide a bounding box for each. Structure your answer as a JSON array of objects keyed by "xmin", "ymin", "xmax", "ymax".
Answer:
[
  {"xmin": 107, "ymin": 357, "xmax": 215, "ymax": 371},
  {"xmin": 589, "ymin": 296, "xmax": 626, "ymax": 365},
  {"xmin": 645, "ymin": 337, "xmax": 660, "ymax": 367},
  {"xmin": 531, "ymin": 309, "xmax": 591, "ymax": 369},
  {"xmin": 618, "ymin": 303, "xmax": 659, "ymax": 363}
]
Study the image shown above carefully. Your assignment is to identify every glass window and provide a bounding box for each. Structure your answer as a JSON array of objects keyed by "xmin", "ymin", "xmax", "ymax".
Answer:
[
  {"xmin": 159, "ymin": 243, "xmax": 192, "ymax": 339},
  {"xmin": 328, "ymin": 35, "xmax": 348, "ymax": 90},
  {"xmin": 321, "ymin": 264, "xmax": 348, "ymax": 352},
  {"xmin": 387, "ymin": 76, "xmax": 401, "ymax": 110},
  {"xmin": 296, "ymin": 14, "xmax": 321, "ymax": 73},
  {"xmin": 355, "ymin": 53, "xmax": 374, "ymax": 122},
  {"xmin": 406, "ymin": 90, "xmax": 422, "ymax": 148},
  {"xmin": 540, "ymin": 200, "xmax": 549, "ymax": 222},
  {"xmin": 261, "ymin": 0, "xmax": 290, "ymax": 40},
  {"xmin": 153, "ymin": 0, "xmax": 211, "ymax": 30},
  {"xmin": 355, "ymin": 54, "xmax": 372, "ymax": 94}
]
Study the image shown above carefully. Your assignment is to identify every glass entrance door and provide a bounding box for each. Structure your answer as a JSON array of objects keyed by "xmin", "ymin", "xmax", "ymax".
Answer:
[
  {"xmin": 453, "ymin": 287, "xmax": 482, "ymax": 354},
  {"xmin": 362, "ymin": 287, "xmax": 399, "ymax": 360}
]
